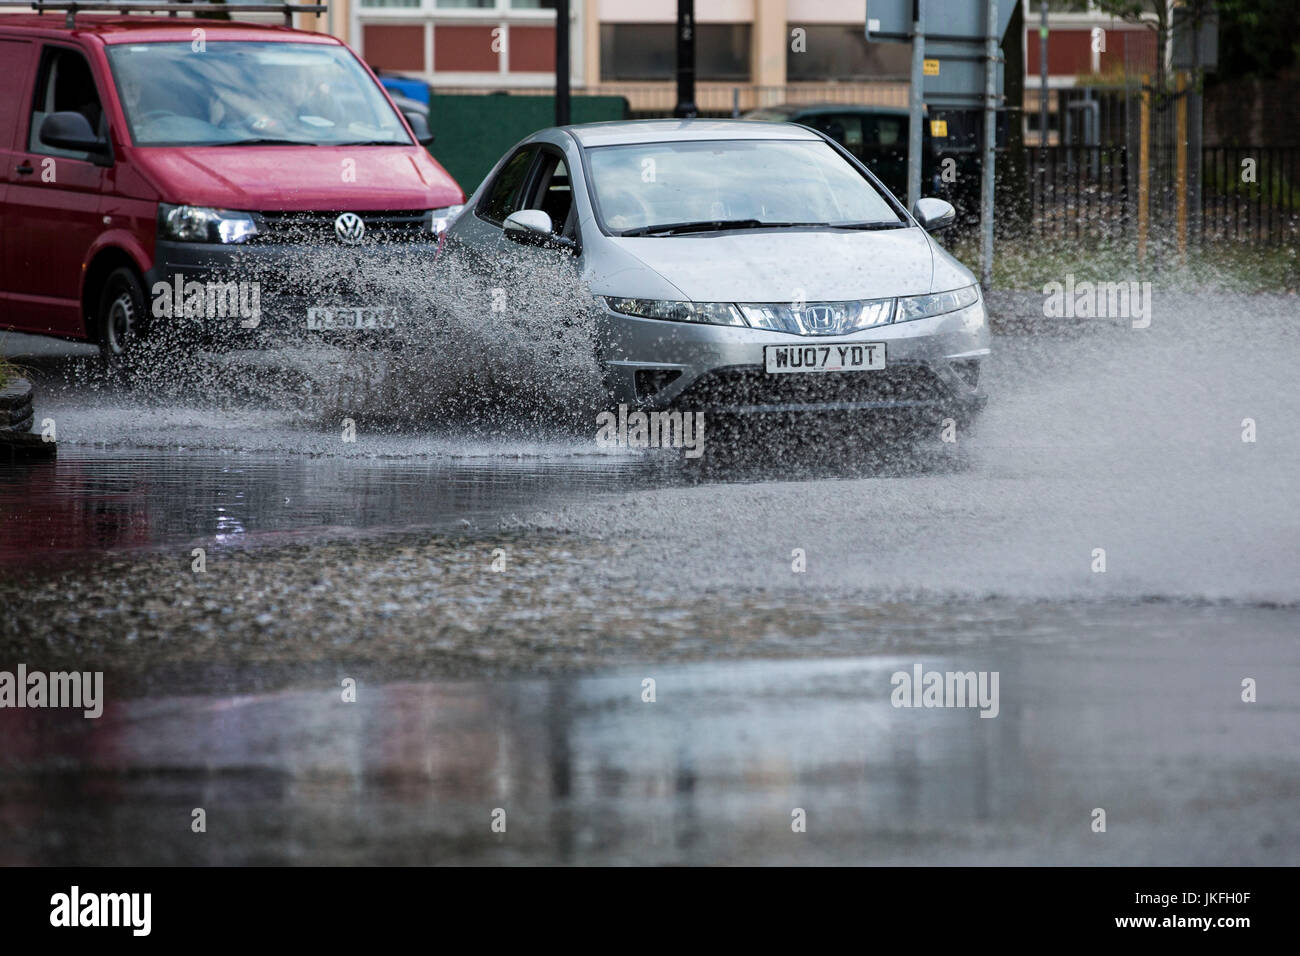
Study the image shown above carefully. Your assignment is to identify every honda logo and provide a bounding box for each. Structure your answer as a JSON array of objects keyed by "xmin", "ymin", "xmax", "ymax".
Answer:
[
  {"xmin": 802, "ymin": 305, "xmax": 840, "ymax": 335},
  {"xmin": 334, "ymin": 212, "xmax": 365, "ymax": 244}
]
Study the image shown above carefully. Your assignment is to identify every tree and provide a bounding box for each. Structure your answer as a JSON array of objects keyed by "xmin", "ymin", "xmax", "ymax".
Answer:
[
  {"xmin": 1213, "ymin": 0, "xmax": 1300, "ymax": 81},
  {"xmin": 1091, "ymin": 0, "xmax": 1174, "ymax": 92}
]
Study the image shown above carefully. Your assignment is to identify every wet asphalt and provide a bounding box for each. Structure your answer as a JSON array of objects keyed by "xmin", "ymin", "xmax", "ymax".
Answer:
[{"xmin": 1, "ymin": 289, "xmax": 1298, "ymax": 864}]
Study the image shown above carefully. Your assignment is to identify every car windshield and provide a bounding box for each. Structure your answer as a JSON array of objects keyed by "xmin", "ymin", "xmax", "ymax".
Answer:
[
  {"xmin": 586, "ymin": 139, "xmax": 902, "ymax": 235},
  {"xmin": 106, "ymin": 41, "xmax": 410, "ymax": 147}
]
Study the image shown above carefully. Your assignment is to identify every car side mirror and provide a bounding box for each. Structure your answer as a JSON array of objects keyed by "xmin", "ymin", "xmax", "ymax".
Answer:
[
  {"xmin": 40, "ymin": 111, "xmax": 108, "ymax": 155},
  {"xmin": 912, "ymin": 197, "xmax": 956, "ymax": 233},
  {"xmin": 403, "ymin": 111, "xmax": 435, "ymax": 147},
  {"xmin": 502, "ymin": 209, "xmax": 576, "ymax": 253}
]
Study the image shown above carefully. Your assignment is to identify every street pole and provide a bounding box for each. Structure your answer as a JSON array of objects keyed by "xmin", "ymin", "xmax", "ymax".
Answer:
[
  {"xmin": 1189, "ymin": 10, "xmax": 1202, "ymax": 249},
  {"xmin": 906, "ymin": 0, "xmax": 924, "ymax": 211},
  {"xmin": 555, "ymin": 0, "xmax": 570, "ymax": 126},
  {"xmin": 1039, "ymin": 1, "xmax": 1048, "ymax": 151},
  {"xmin": 980, "ymin": 0, "xmax": 997, "ymax": 289},
  {"xmin": 673, "ymin": 0, "xmax": 697, "ymax": 118}
]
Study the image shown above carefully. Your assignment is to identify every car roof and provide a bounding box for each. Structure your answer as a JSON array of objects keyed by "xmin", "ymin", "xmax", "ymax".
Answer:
[
  {"xmin": 564, "ymin": 119, "xmax": 823, "ymax": 148},
  {"xmin": 0, "ymin": 14, "xmax": 336, "ymax": 45}
]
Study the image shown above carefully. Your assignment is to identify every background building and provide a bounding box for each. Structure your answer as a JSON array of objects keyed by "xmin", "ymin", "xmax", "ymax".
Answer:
[{"xmin": 344, "ymin": 0, "xmax": 911, "ymax": 113}]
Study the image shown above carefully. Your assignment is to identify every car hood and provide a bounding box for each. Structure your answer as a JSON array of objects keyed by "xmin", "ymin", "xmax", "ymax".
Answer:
[
  {"xmin": 133, "ymin": 145, "xmax": 464, "ymax": 210},
  {"xmin": 605, "ymin": 227, "xmax": 939, "ymax": 302}
]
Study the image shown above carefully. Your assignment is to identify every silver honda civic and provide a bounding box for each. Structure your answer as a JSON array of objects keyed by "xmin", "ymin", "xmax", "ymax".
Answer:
[{"xmin": 442, "ymin": 119, "xmax": 989, "ymax": 426}]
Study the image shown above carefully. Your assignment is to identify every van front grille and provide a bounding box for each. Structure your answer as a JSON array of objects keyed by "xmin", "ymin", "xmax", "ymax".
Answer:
[{"xmin": 252, "ymin": 210, "xmax": 429, "ymax": 244}]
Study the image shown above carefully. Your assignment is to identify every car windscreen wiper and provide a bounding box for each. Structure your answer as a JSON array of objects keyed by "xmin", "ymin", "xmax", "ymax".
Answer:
[
  {"xmin": 333, "ymin": 140, "xmax": 410, "ymax": 146},
  {"xmin": 618, "ymin": 219, "xmax": 770, "ymax": 237},
  {"xmin": 826, "ymin": 220, "xmax": 908, "ymax": 230},
  {"xmin": 209, "ymin": 138, "xmax": 319, "ymax": 147}
]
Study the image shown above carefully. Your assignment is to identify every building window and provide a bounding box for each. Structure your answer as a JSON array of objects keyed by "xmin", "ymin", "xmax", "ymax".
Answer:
[
  {"xmin": 434, "ymin": 25, "xmax": 499, "ymax": 71},
  {"xmin": 436, "ymin": 0, "xmax": 496, "ymax": 8},
  {"xmin": 600, "ymin": 24, "xmax": 751, "ymax": 82},
  {"xmin": 509, "ymin": 26, "xmax": 556, "ymax": 72},
  {"xmin": 786, "ymin": 25, "xmax": 910, "ymax": 80},
  {"xmin": 363, "ymin": 24, "xmax": 425, "ymax": 72},
  {"xmin": 359, "ymin": 0, "xmax": 421, "ymax": 7}
]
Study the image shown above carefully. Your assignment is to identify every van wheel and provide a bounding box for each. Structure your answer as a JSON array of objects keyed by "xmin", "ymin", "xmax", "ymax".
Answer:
[{"xmin": 96, "ymin": 267, "xmax": 147, "ymax": 377}]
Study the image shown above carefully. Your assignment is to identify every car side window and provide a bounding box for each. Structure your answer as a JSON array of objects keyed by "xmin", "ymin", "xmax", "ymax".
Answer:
[
  {"xmin": 478, "ymin": 147, "xmax": 535, "ymax": 225},
  {"xmin": 518, "ymin": 151, "xmax": 575, "ymax": 239},
  {"xmin": 30, "ymin": 45, "xmax": 106, "ymax": 162}
]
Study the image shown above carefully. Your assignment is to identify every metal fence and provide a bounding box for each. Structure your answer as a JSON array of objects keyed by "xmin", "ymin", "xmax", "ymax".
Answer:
[
  {"xmin": 1018, "ymin": 144, "xmax": 1299, "ymax": 245},
  {"xmin": 1198, "ymin": 146, "xmax": 1300, "ymax": 244},
  {"xmin": 1023, "ymin": 145, "xmax": 1131, "ymax": 242},
  {"xmin": 426, "ymin": 85, "xmax": 1298, "ymax": 247}
]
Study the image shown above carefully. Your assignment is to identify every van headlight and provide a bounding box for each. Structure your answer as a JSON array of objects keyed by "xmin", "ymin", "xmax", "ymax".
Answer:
[
  {"xmin": 895, "ymin": 285, "xmax": 980, "ymax": 323},
  {"xmin": 604, "ymin": 297, "xmax": 746, "ymax": 327},
  {"xmin": 159, "ymin": 204, "xmax": 260, "ymax": 244},
  {"xmin": 428, "ymin": 204, "xmax": 464, "ymax": 235}
]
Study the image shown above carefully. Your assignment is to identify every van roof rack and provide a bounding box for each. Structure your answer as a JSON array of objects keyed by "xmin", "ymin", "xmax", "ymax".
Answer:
[{"xmin": 0, "ymin": 2, "xmax": 327, "ymax": 29}]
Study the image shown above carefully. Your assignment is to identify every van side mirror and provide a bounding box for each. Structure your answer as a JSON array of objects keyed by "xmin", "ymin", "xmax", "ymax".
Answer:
[
  {"xmin": 40, "ymin": 111, "xmax": 108, "ymax": 154},
  {"xmin": 912, "ymin": 197, "xmax": 956, "ymax": 233},
  {"xmin": 403, "ymin": 111, "xmax": 435, "ymax": 147}
]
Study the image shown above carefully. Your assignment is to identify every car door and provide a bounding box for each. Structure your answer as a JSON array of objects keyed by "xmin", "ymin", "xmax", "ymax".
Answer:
[
  {"xmin": 453, "ymin": 144, "xmax": 538, "ymax": 257},
  {"xmin": 0, "ymin": 35, "xmax": 39, "ymax": 326},
  {"xmin": 3, "ymin": 43, "xmax": 110, "ymax": 337}
]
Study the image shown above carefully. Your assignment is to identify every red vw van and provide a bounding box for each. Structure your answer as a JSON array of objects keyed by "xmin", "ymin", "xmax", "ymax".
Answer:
[{"xmin": 0, "ymin": 6, "xmax": 464, "ymax": 369}]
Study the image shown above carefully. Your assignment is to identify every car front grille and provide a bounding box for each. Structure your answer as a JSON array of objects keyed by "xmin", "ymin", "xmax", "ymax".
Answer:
[
  {"xmin": 674, "ymin": 364, "xmax": 952, "ymax": 410},
  {"xmin": 252, "ymin": 210, "xmax": 429, "ymax": 244}
]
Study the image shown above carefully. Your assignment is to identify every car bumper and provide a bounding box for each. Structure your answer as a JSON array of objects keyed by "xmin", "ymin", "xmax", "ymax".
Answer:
[
  {"xmin": 143, "ymin": 239, "xmax": 440, "ymax": 340},
  {"xmin": 596, "ymin": 299, "xmax": 990, "ymax": 417}
]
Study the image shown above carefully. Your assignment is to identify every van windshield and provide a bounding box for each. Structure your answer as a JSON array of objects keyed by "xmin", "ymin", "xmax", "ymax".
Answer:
[{"xmin": 106, "ymin": 41, "xmax": 411, "ymax": 147}]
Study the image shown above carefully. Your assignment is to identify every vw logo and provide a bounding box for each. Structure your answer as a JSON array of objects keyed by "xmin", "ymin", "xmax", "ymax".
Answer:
[
  {"xmin": 804, "ymin": 305, "xmax": 838, "ymax": 334},
  {"xmin": 334, "ymin": 212, "xmax": 366, "ymax": 244}
]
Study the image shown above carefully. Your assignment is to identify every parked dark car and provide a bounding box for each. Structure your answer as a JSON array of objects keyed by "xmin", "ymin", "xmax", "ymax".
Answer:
[{"xmin": 743, "ymin": 103, "xmax": 993, "ymax": 230}]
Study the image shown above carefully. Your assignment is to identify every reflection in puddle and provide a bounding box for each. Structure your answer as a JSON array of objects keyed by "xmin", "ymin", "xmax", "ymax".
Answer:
[{"xmin": 0, "ymin": 439, "xmax": 963, "ymax": 567}]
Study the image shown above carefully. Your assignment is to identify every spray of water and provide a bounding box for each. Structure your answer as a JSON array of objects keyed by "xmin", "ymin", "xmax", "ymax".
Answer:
[{"xmin": 69, "ymin": 237, "xmax": 607, "ymax": 437}]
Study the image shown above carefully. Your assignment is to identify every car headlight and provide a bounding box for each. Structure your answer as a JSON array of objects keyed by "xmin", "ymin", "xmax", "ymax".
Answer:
[
  {"xmin": 895, "ymin": 284, "xmax": 980, "ymax": 323},
  {"xmin": 604, "ymin": 297, "xmax": 746, "ymax": 327},
  {"xmin": 739, "ymin": 298, "xmax": 894, "ymax": 334},
  {"xmin": 428, "ymin": 204, "xmax": 465, "ymax": 235},
  {"xmin": 159, "ymin": 204, "xmax": 260, "ymax": 244}
]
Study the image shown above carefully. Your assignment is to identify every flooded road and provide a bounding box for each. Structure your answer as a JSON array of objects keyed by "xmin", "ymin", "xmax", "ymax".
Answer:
[{"xmin": 1, "ymin": 289, "xmax": 1298, "ymax": 864}]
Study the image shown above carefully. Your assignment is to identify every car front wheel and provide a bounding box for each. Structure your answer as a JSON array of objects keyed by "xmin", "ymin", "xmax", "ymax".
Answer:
[{"xmin": 96, "ymin": 267, "xmax": 147, "ymax": 378}]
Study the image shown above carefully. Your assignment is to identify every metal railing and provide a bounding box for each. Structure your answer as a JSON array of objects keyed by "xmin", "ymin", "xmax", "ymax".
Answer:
[{"xmin": 1013, "ymin": 145, "xmax": 1297, "ymax": 246}]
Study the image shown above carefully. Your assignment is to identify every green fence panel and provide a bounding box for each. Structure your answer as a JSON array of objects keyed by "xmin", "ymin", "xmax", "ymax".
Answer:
[{"xmin": 427, "ymin": 94, "xmax": 631, "ymax": 197}]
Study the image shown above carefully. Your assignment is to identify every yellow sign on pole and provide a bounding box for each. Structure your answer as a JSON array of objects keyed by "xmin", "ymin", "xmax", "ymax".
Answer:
[
  {"xmin": 930, "ymin": 119, "xmax": 949, "ymax": 137},
  {"xmin": 923, "ymin": 58, "xmax": 940, "ymax": 76}
]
